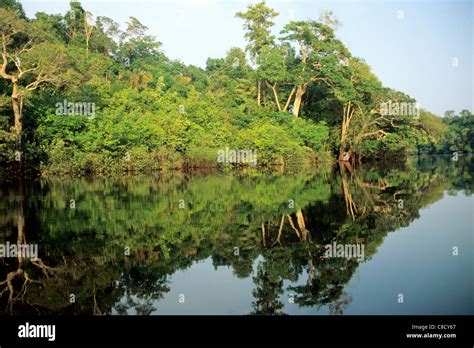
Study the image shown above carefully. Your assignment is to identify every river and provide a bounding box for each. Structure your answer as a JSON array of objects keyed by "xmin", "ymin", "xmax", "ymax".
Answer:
[{"xmin": 0, "ymin": 156, "xmax": 472, "ymax": 315}]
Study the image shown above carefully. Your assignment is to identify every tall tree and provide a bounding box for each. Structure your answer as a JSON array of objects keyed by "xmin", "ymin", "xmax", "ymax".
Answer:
[
  {"xmin": 235, "ymin": 1, "xmax": 278, "ymax": 106},
  {"xmin": 280, "ymin": 20, "xmax": 350, "ymax": 117},
  {"xmin": 64, "ymin": 1, "xmax": 86, "ymax": 41},
  {"xmin": 93, "ymin": 16, "xmax": 119, "ymax": 57},
  {"xmin": 333, "ymin": 58, "xmax": 381, "ymax": 162},
  {"xmin": 256, "ymin": 45, "xmax": 288, "ymax": 111},
  {"xmin": 0, "ymin": 8, "xmax": 69, "ymax": 164},
  {"xmin": 119, "ymin": 17, "xmax": 162, "ymax": 64},
  {"xmin": 84, "ymin": 11, "xmax": 93, "ymax": 56}
]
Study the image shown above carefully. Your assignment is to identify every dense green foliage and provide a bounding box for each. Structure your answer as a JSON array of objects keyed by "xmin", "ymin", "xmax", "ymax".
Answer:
[{"xmin": 0, "ymin": 0, "xmax": 472, "ymax": 177}]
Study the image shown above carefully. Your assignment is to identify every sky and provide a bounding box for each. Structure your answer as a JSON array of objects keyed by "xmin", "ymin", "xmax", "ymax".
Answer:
[{"xmin": 21, "ymin": 0, "xmax": 473, "ymax": 116}]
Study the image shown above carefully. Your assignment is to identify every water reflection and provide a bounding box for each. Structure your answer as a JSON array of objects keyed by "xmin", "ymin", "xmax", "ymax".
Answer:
[{"xmin": 0, "ymin": 156, "xmax": 472, "ymax": 315}]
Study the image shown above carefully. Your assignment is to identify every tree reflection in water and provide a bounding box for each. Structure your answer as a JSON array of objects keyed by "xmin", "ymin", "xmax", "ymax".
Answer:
[{"xmin": 0, "ymin": 156, "xmax": 472, "ymax": 315}]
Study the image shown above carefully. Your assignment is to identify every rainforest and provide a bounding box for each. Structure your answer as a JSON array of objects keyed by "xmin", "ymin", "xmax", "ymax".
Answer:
[
  {"xmin": 0, "ymin": 0, "xmax": 472, "ymax": 317},
  {"xmin": 0, "ymin": 1, "xmax": 472, "ymax": 177}
]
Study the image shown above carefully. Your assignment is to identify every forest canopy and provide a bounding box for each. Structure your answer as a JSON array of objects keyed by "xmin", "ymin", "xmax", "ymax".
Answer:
[{"xmin": 0, "ymin": 0, "xmax": 472, "ymax": 177}]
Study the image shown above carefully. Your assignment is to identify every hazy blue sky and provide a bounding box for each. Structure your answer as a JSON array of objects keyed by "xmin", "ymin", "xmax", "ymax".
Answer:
[{"xmin": 21, "ymin": 0, "xmax": 473, "ymax": 116}]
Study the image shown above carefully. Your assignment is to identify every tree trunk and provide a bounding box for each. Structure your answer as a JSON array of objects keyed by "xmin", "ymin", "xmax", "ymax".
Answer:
[
  {"xmin": 339, "ymin": 139, "xmax": 346, "ymax": 162},
  {"xmin": 17, "ymin": 179, "xmax": 25, "ymax": 251},
  {"xmin": 84, "ymin": 14, "xmax": 93, "ymax": 56},
  {"xmin": 287, "ymin": 215, "xmax": 301, "ymax": 240},
  {"xmin": 296, "ymin": 209, "xmax": 312, "ymax": 242},
  {"xmin": 283, "ymin": 86, "xmax": 295, "ymax": 112},
  {"xmin": 339, "ymin": 103, "xmax": 354, "ymax": 162},
  {"xmin": 347, "ymin": 148, "xmax": 353, "ymax": 163},
  {"xmin": 266, "ymin": 80, "xmax": 281, "ymax": 111},
  {"xmin": 292, "ymin": 84, "xmax": 307, "ymax": 117},
  {"xmin": 339, "ymin": 165, "xmax": 357, "ymax": 220},
  {"xmin": 12, "ymin": 82, "xmax": 22, "ymax": 152}
]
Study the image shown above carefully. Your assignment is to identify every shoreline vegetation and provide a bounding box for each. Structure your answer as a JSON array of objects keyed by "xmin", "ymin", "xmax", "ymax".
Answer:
[{"xmin": 0, "ymin": 1, "xmax": 473, "ymax": 179}]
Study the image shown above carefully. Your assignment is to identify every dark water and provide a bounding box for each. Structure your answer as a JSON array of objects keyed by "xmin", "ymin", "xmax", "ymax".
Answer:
[{"xmin": 0, "ymin": 156, "xmax": 472, "ymax": 315}]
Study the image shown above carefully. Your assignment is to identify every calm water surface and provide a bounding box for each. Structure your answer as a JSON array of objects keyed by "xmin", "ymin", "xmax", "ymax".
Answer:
[{"xmin": 0, "ymin": 156, "xmax": 472, "ymax": 315}]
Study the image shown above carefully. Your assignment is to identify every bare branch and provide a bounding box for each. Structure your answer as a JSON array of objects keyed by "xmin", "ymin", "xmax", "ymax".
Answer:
[
  {"xmin": 17, "ymin": 38, "xmax": 34, "ymax": 55},
  {"xmin": 1, "ymin": 33, "xmax": 14, "ymax": 81},
  {"xmin": 25, "ymin": 74, "xmax": 49, "ymax": 90}
]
